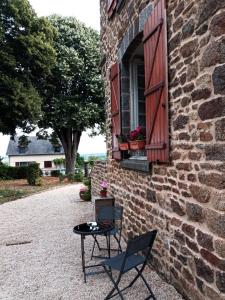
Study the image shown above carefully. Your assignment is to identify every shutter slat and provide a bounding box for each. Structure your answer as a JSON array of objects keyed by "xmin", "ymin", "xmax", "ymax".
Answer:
[
  {"xmin": 143, "ymin": 0, "xmax": 169, "ymax": 162},
  {"xmin": 107, "ymin": 0, "xmax": 117, "ymax": 18},
  {"xmin": 110, "ymin": 63, "xmax": 121, "ymax": 160}
]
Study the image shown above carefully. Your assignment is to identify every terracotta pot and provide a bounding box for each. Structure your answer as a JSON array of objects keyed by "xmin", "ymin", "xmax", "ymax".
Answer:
[
  {"xmin": 100, "ymin": 189, "xmax": 107, "ymax": 197},
  {"xmin": 119, "ymin": 143, "xmax": 129, "ymax": 151},
  {"xmin": 129, "ymin": 140, "xmax": 146, "ymax": 150}
]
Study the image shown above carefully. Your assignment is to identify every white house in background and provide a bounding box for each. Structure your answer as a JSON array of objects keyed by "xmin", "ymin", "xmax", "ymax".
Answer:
[{"xmin": 6, "ymin": 136, "xmax": 65, "ymax": 176}]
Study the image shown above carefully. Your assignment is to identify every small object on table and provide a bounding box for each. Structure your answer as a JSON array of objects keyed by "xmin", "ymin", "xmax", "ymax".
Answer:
[{"xmin": 73, "ymin": 221, "xmax": 114, "ymax": 283}]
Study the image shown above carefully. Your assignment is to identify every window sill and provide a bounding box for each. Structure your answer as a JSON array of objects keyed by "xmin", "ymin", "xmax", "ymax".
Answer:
[{"xmin": 120, "ymin": 159, "xmax": 151, "ymax": 173}]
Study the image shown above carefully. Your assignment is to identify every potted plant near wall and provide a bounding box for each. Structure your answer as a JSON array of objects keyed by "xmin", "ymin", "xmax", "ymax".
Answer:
[
  {"xmin": 100, "ymin": 181, "xmax": 108, "ymax": 197},
  {"xmin": 129, "ymin": 126, "xmax": 146, "ymax": 150},
  {"xmin": 116, "ymin": 134, "xmax": 129, "ymax": 151}
]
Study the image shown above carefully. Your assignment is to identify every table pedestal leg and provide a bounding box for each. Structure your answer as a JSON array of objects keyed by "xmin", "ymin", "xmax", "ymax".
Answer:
[
  {"xmin": 81, "ymin": 234, "xmax": 86, "ymax": 283},
  {"xmin": 105, "ymin": 233, "xmax": 111, "ymax": 258}
]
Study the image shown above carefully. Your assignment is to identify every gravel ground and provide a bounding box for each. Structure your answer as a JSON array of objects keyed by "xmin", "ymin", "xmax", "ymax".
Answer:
[{"xmin": 0, "ymin": 184, "xmax": 183, "ymax": 300}]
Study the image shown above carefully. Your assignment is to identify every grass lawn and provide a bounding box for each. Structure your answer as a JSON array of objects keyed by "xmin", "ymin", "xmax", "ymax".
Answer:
[{"xmin": 0, "ymin": 177, "xmax": 69, "ymax": 205}]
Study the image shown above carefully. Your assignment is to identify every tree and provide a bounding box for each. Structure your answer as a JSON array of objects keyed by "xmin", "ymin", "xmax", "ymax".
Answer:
[
  {"xmin": 18, "ymin": 135, "xmax": 30, "ymax": 148},
  {"xmin": 0, "ymin": 0, "xmax": 56, "ymax": 135},
  {"xmin": 38, "ymin": 16, "xmax": 105, "ymax": 174}
]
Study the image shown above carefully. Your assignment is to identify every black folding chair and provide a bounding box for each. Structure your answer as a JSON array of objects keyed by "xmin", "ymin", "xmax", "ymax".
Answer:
[
  {"xmin": 91, "ymin": 206, "xmax": 123, "ymax": 259},
  {"xmin": 102, "ymin": 230, "xmax": 157, "ymax": 300}
]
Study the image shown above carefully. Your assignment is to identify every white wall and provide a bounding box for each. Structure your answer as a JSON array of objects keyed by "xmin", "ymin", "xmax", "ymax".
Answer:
[{"xmin": 9, "ymin": 154, "xmax": 65, "ymax": 170}]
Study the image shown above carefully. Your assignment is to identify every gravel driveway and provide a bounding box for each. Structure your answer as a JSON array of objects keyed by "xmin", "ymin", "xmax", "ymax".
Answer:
[{"xmin": 0, "ymin": 184, "xmax": 182, "ymax": 300}]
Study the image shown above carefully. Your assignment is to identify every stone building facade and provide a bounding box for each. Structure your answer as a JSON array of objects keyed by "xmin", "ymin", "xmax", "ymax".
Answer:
[{"xmin": 96, "ymin": 0, "xmax": 225, "ymax": 299}]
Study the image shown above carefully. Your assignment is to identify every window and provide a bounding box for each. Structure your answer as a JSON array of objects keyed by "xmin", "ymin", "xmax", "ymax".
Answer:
[
  {"xmin": 110, "ymin": 0, "xmax": 169, "ymax": 166},
  {"xmin": 107, "ymin": 0, "xmax": 125, "ymax": 17},
  {"xmin": 15, "ymin": 161, "xmax": 35, "ymax": 167},
  {"xmin": 44, "ymin": 161, "xmax": 52, "ymax": 168},
  {"xmin": 54, "ymin": 146, "xmax": 61, "ymax": 153},
  {"xmin": 18, "ymin": 147, "xmax": 27, "ymax": 154},
  {"xmin": 129, "ymin": 46, "xmax": 146, "ymax": 159},
  {"xmin": 19, "ymin": 162, "xmax": 29, "ymax": 167}
]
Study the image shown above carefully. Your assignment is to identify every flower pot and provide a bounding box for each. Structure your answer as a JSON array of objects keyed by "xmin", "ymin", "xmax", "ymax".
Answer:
[
  {"xmin": 119, "ymin": 143, "xmax": 129, "ymax": 151},
  {"xmin": 79, "ymin": 191, "xmax": 86, "ymax": 200},
  {"xmin": 100, "ymin": 189, "xmax": 107, "ymax": 197},
  {"xmin": 129, "ymin": 140, "xmax": 146, "ymax": 150}
]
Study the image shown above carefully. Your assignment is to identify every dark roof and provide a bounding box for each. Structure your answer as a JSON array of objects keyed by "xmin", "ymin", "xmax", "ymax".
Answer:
[{"xmin": 6, "ymin": 136, "xmax": 64, "ymax": 156}]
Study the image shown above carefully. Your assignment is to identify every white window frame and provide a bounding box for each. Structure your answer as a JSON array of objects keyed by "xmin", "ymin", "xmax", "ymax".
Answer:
[{"xmin": 129, "ymin": 58, "xmax": 144, "ymax": 131}]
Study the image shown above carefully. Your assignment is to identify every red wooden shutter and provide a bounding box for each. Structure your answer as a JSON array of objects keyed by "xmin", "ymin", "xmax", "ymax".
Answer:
[
  {"xmin": 110, "ymin": 63, "xmax": 121, "ymax": 160},
  {"xmin": 107, "ymin": 0, "xmax": 117, "ymax": 18},
  {"xmin": 143, "ymin": 0, "xmax": 169, "ymax": 162}
]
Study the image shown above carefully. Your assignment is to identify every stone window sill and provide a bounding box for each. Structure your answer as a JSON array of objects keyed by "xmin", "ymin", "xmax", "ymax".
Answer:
[{"xmin": 120, "ymin": 159, "xmax": 151, "ymax": 173}]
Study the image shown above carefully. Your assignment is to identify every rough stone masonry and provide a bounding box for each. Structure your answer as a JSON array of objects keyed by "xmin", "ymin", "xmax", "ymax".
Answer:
[{"xmin": 91, "ymin": 1, "xmax": 225, "ymax": 299}]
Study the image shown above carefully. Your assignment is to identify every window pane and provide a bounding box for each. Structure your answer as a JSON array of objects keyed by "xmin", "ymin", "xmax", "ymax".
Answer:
[{"xmin": 44, "ymin": 161, "xmax": 52, "ymax": 168}]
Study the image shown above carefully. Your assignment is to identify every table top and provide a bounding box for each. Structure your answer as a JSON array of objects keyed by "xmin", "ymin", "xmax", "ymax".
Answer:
[{"xmin": 73, "ymin": 222, "xmax": 113, "ymax": 236}]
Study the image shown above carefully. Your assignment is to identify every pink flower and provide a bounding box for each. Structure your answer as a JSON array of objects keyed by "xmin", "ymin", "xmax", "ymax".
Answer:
[
  {"xmin": 100, "ymin": 181, "xmax": 108, "ymax": 189},
  {"xmin": 136, "ymin": 126, "xmax": 142, "ymax": 133},
  {"xmin": 129, "ymin": 126, "xmax": 145, "ymax": 141}
]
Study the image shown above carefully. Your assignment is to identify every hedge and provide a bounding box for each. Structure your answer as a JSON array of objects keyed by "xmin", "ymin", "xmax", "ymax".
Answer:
[
  {"xmin": 0, "ymin": 165, "xmax": 28, "ymax": 180},
  {"xmin": 51, "ymin": 170, "xmax": 61, "ymax": 177}
]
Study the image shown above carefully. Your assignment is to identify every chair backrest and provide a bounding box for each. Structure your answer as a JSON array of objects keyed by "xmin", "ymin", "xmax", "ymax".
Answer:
[
  {"xmin": 97, "ymin": 205, "xmax": 123, "ymax": 221},
  {"xmin": 126, "ymin": 230, "xmax": 157, "ymax": 257}
]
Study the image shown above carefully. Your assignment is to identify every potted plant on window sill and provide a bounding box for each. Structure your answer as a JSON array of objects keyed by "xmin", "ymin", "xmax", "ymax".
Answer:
[
  {"xmin": 129, "ymin": 126, "xmax": 146, "ymax": 150},
  {"xmin": 116, "ymin": 134, "xmax": 129, "ymax": 151}
]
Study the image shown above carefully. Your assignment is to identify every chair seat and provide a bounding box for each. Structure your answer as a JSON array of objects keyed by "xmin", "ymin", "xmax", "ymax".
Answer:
[
  {"xmin": 109, "ymin": 227, "xmax": 119, "ymax": 235},
  {"xmin": 97, "ymin": 227, "xmax": 119, "ymax": 236},
  {"xmin": 102, "ymin": 252, "xmax": 145, "ymax": 273}
]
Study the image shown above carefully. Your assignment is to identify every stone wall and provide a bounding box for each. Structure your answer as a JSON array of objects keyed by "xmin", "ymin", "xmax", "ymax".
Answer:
[
  {"xmin": 100, "ymin": 0, "xmax": 225, "ymax": 299},
  {"xmin": 90, "ymin": 161, "xmax": 107, "ymax": 196}
]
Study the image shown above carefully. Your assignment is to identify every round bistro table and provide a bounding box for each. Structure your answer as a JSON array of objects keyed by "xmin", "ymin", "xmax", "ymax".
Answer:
[{"xmin": 73, "ymin": 221, "xmax": 114, "ymax": 283}]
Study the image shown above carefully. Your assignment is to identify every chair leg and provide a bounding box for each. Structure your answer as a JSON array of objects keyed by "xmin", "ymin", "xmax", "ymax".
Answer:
[
  {"xmin": 134, "ymin": 267, "xmax": 156, "ymax": 300},
  {"xmin": 113, "ymin": 234, "xmax": 122, "ymax": 253},
  {"xmin": 91, "ymin": 235, "xmax": 101, "ymax": 260},
  {"xmin": 103, "ymin": 266, "xmax": 124, "ymax": 300},
  {"xmin": 128, "ymin": 264, "xmax": 145, "ymax": 288},
  {"xmin": 91, "ymin": 239, "xmax": 96, "ymax": 260}
]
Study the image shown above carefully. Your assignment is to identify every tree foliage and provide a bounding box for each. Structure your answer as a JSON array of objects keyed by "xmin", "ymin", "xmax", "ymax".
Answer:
[
  {"xmin": 0, "ymin": 0, "xmax": 56, "ymax": 134},
  {"xmin": 18, "ymin": 135, "xmax": 30, "ymax": 148},
  {"xmin": 38, "ymin": 16, "xmax": 105, "ymax": 174}
]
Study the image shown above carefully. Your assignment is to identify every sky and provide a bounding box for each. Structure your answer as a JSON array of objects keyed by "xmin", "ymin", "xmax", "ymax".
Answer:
[{"xmin": 0, "ymin": 0, "xmax": 106, "ymax": 157}]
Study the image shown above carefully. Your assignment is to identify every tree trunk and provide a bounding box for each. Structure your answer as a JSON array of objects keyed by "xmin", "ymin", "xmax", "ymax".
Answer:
[{"xmin": 55, "ymin": 128, "xmax": 82, "ymax": 175}]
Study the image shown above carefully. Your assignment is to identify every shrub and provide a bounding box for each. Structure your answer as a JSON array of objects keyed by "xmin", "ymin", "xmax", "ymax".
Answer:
[
  {"xmin": 73, "ymin": 172, "xmax": 83, "ymax": 182},
  {"xmin": 51, "ymin": 170, "xmax": 61, "ymax": 177},
  {"xmin": 0, "ymin": 164, "xmax": 29, "ymax": 180},
  {"xmin": 0, "ymin": 164, "xmax": 12, "ymax": 179},
  {"xmin": 27, "ymin": 163, "xmax": 40, "ymax": 185},
  {"xmin": 59, "ymin": 174, "xmax": 66, "ymax": 183},
  {"xmin": 82, "ymin": 177, "xmax": 91, "ymax": 201},
  {"xmin": 35, "ymin": 177, "xmax": 43, "ymax": 186},
  {"xmin": 83, "ymin": 177, "xmax": 91, "ymax": 189},
  {"xmin": 67, "ymin": 172, "xmax": 83, "ymax": 183},
  {"xmin": 17, "ymin": 166, "xmax": 28, "ymax": 179},
  {"xmin": 82, "ymin": 190, "xmax": 91, "ymax": 201}
]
